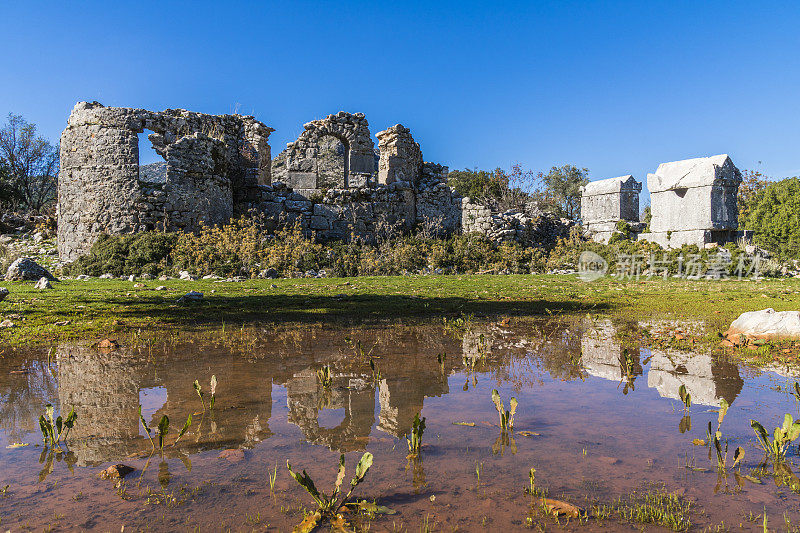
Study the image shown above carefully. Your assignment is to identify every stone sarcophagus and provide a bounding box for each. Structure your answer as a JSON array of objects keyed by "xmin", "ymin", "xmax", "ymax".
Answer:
[
  {"xmin": 580, "ymin": 175, "xmax": 642, "ymax": 243},
  {"xmin": 640, "ymin": 154, "xmax": 742, "ymax": 248}
]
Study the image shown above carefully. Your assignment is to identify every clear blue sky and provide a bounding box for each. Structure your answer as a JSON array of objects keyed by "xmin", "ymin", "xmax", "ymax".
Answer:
[{"xmin": 2, "ymin": 1, "xmax": 799, "ymax": 201}]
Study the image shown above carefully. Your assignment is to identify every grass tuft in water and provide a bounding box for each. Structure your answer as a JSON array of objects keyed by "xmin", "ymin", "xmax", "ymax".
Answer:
[
  {"xmin": 38, "ymin": 404, "xmax": 77, "ymax": 449},
  {"xmin": 491, "ymin": 389, "xmax": 517, "ymax": 432},
  {"xmin": 592, "ymin": 483, "xmax": 693, "ymax": 532}
]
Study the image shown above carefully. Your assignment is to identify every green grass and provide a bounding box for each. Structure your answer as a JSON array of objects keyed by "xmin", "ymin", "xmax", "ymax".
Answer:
[{"xmin": 1, "ymin": 274, "xmax": 800, "ymax": 354}]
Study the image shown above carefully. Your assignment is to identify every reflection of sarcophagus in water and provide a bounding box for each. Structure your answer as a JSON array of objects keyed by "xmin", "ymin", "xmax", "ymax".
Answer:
[
  {"xmin": 580, "ymin": 319, "xmax": 642, "ymax": 381},
  {"xmin": 284, "ymin": 369, "xmax": 375, "ymax": 452},
  {"xmin": 647, "ymin": 349, "xmax": 743, "ymax": 406}
]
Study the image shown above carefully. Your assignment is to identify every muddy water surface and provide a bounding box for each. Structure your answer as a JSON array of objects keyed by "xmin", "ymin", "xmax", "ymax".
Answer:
[{"xmin": 0, "ymin": 318, "xmax": 799, "ymax": 531}]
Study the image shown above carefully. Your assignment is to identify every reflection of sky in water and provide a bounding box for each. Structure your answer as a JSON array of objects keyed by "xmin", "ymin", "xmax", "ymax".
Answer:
[{"xmin": 138, "ymin": 387, "xmax": 168, "ymax": 437}]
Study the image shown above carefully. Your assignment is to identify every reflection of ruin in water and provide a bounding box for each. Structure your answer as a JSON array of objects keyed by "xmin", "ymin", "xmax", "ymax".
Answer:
[{"xmin": 0, "ymin": 318, "xmax": 747, "ymax": 466}]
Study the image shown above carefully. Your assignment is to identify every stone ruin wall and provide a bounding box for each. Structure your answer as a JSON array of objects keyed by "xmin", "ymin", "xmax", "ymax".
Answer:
[
  {"xmin": 57, "ymin": 102, "xmax": 576, "ymax": 262},
  {"xmin": 58, "ymin": 102, "xmax": 273, "ymax": 261}
]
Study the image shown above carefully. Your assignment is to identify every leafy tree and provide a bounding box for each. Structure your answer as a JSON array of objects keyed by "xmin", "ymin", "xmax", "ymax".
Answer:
[
  {"xmin": 737, "ymin": 169, "xmax": 770, "ymax": 226},
  {"xmin": 0, "ymin": 114, "xmax": 59, "ymax": 212},
  {"xmin": 447, "ymin": 167, "xmax": 508, "ymax": 202},
  {"xmin": 536, "ymin": 165, "xmax": 588, "ymax": 220},
  {"xmin": 742, "ymin": 176, "xmax": 800, "ymax": 258}
]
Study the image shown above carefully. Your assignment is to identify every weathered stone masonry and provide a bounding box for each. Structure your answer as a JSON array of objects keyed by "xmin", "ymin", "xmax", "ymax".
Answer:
[
  {"xmin": 580, "ymin": 154, "xmax": 745, "ymax": 248},
  {"xmin": 58, "ymin": 102, "xmax": 273, "ymax": 261},
  {"xmin": 58, "ymin": 104, "xmax": 469, "ymax": 260},
  {"xmin": 58, "ymin": 102, "xmax": 576, "ymax": 262}
]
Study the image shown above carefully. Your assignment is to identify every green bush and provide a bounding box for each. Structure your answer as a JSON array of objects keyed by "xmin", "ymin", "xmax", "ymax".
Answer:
[
  {"xmin": 741, "ymin": 176, "xmax": 800, "ymax": 259},
  {"xmin": 64, "ymin": 232, "xmax": 177, "ymax": 277}
]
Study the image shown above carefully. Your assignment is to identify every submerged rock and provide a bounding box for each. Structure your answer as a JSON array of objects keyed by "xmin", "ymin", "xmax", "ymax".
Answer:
[
  {"xmin": 726, "ymin": 308, "xmax": 800, "ymax": 340},
  {"xmin": 5, "ymin": 257, "xmax": 57, "ymax": 282},
  {"xmin": 99, "ymin": 464, "xmax": 135, "ymax": 480}
]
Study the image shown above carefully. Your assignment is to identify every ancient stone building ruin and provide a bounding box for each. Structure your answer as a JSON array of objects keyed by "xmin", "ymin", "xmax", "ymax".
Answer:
[
  {"xmin": 580, "ymin": 175, "xmax": 642, "ymax": 243},
  {"xmin": 58, "ymin": 102, "xmax": 576, "ymax": 262},
  {"xmin": 58, "ymin": 102, "xmax": 273, "ymax": 261},
  {"xmin": 580, "ymin": 154, "xmax": 744, "ymax": 248}
]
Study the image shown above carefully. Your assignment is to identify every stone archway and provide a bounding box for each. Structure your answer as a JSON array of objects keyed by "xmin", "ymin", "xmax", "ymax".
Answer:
[{"xmin": 273, "ymin": 111, "xmax": 375, "ymax": 190}]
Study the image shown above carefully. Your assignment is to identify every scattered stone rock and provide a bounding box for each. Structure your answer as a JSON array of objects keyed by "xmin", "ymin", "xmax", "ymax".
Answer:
[
  {"xmin": 155, "ymin": 286, "xmax": 167, "ymax": 291},
  {"xmin": 177, "ymin": 291, "xmax": 203, "ymax": 304},
  {"xmin": 100, "ymin": 273, "xmax": 114, "ymax": 279},
  {"xmin": 140, "ymin": 273, "xmax": 152, "ymax": 280},
  {"xmin": 726, "ymin": 308, "xmax": 800, "ymax": 340},
  {"xmin": 34, "ymin": 277, "xmax": 52, "ymax": 290},
  {"xmin": 0, "ymin": 319, "xmax": 15, "ymax": 328},
  {"xmin": 261, "ymin": 268, "xmax": 279, "ymax": 279},
  {"xmin": 99, "ymin": 464, "xmax": 135, "ymax": 480},
  {"xmin": 133, "ymin": 283, "xmax": 145, "ymax": 288},
  {"xmin": 0, "ymin": 287, "xmax": 8, "ymax": 302},
  {"xmin": 95, "ymin": 338, "xmax": 119, "ymax": 350},
  {"xmin": 5, "ymin": 258, "xmax": 57, "ymax": 282},
  {"xmin": 55, "ymin": 320, "xmax": 71, "ymax": 326},
  {"xmin": 179, "ymin": 270, "xmax": 195, "ymax": 281},
  {"xmin": 76, "ymin": 274, "xmax": 91, "ymax": 280}
]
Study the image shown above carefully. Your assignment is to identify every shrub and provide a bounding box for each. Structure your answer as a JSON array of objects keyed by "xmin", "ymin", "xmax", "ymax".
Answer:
[{"xmin": 64, "ymin": 232, "xmax": 177, "ymax": 277}]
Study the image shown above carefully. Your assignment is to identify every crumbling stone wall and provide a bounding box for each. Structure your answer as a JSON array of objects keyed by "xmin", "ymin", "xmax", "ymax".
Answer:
[
  {"xmin": 462, "ymin": 197, "xmax": 572, "ymax": 248},
  {"xmin": 271, "ymin": 112, "xmax": 375, "ymax": 189},
  {"xmin": 376, "ymin": 124, "xmax": 423, "ymax": 186},
  {"xmin": 58, "ymin": 102, "xmax": 273, "ymax": 261},
  {"xmin": 60, "ymin": 102, "xmax": 570, "ymax": 260}
]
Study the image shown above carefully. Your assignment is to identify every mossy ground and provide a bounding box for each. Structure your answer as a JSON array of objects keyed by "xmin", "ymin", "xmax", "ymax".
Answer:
[{"xmin": 2, "ymin": 274, "xmax": 800, "ymax": 368}]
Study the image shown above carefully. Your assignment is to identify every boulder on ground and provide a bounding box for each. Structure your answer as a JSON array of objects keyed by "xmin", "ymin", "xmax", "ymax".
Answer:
[
  {"xmin": 5, "ymin": 258, "xmax": 57, "ymax": 282},
  {"xmin": 725, "ymin": 308, "xmax": 800, "ymax": 340},
  {"xmin": 177, "ymin": 291, "xmax": 203, "ymax": 304},
  {"xmin": 34, "ymin": 277, "xmax": 52, "ymax": 290},
  {"xmin": 0, "ymin": 287, "xmax": 8, "ymax": 302}
]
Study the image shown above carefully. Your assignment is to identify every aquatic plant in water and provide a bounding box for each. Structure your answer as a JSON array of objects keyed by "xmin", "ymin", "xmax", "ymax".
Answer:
[
  {"xmin": 39, "ymin": 404, "xmax": 77, "ymax": 448},
  {"xmin": 678, "ymin": 384, "xmax": 691, "ymax": 411},
  {"xmin": 287, "ymin": 452, "xmax": 373, "ymax": 532},
  {"xmin": 139, "ymin": 407, "xmax": 191, "ymax": 453},
  {"xmin": 750, "ymin": 414, "xmax": 800, "ymax": 462},
  {"xmin": 406, "ymin": 412, "xmax": 426, "ymax": 457},
  {"xmin": 491, "ymin": 389, "xmax": 517, "ymax": 432},
  {"xmin": 369, "ymin": 358, "xmax": 381, "ymax": 382},
  {"xmin": 317, "ymin": 365, "xmax": 332, "ymax": 388},
  {"xmin": 193, "ymin": 375, "xmax": 217, "ymax": 412}
]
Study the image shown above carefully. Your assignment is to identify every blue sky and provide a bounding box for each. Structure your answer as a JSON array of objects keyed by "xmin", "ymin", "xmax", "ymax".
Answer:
[{"xmin": 2, "ymin": 1, "xmax": 798, "ymax": 202}]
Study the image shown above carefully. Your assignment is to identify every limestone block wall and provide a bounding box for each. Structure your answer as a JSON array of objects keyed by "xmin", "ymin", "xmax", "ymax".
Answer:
[
  {"xmin": 376, "ymin": 124, "xmax": 423, "ymax": 186},
  {"xmin": 58, "ymin": 102, "xmax": 274, "ymax": 261},
  {"xmin": 415, "ymin": 163, "xmax": 462, "ymax": 235}
]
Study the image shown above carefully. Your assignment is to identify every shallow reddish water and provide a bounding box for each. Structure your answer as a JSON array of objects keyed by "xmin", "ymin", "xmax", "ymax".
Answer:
[{"xmin": 0, "ymin": 318, "xmax": 799, "ymax": 531}]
